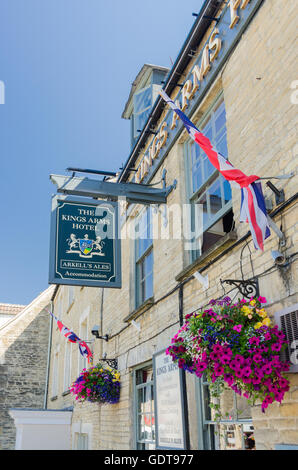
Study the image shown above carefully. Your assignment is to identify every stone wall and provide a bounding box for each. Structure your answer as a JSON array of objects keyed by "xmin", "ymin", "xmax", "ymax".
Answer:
[{"xmin": 0, "ymin": 287, "xmax": 54, "ymax": 450}]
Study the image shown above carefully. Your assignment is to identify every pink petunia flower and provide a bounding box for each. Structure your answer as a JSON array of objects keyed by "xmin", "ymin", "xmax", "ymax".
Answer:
[{"xmin": 233, "ymin": 324, "xmax": 242, "ymax": 333}]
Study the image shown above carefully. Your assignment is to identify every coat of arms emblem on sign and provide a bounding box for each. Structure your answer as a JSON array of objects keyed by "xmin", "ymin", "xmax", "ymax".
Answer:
[{"xmin": 66, "ymin": 234, "xmax": 105, "ymax": 258}]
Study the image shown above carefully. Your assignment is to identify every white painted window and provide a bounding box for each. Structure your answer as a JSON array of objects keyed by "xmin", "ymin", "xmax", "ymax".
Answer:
[
  {"xmin": 135, "ymin": 207, "xmax": 153, "ymax": 308},
  {"xmin": 185, "ymin": 97, "xmax": 234, "ymax": 260},
  {"xmin": 63, "ymin": 341, "xmax": 72, "ymax": 391},
  {"xmin": 134, "ymin": 364, "xmax": 155, "ymax": 450},
  {"xmin": 79, "ymin": 312, "xmax": 89, "ymax": 373},
  {"xmin": 74, "ymin": 432, "xmax": 88, "ymax": 450},
  {"xmin": 52, "ymin": 349, "xmax": 59, "ymax": 397},
  {"xmin": 72, "ymin": 423, "xmax": 92, "ymax": 450}
]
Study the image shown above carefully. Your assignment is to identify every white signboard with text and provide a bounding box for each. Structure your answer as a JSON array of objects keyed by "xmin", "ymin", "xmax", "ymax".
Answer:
[{"xmin": 153, "ymin": 349, "xmax": 186, "ymax": 450}]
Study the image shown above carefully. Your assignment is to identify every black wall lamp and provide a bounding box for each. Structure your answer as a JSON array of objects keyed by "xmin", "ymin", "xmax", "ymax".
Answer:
[
  {"xmin": 91, "ymin": 325, "xmax": 109, "ymax": 341},
  {"xmin": 266, "ymin": 181, "xmax": 285, "ymax": 205}
]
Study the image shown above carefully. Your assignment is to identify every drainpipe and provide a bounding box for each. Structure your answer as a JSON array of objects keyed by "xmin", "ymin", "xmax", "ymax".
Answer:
[
  {"xmin": 44, "ymin": 285, "xmax": 58, "ymax": 409},
  {"xmin": 100, "ymin": 288, "xmax": 104, "ymax": 360},
  {"xmin": 179, "ymin": 285, "xmax": 190, "ymax": 449},
  {"xmin": 43, "ymin": 299, "xmax": 53, "ymax": 409}
]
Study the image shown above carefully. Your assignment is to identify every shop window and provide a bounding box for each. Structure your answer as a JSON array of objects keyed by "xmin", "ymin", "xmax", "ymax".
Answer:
[
  {"xmin": 185, "ymin": 97, "xmax": 234, "ymax": 261},
  {"xmin": 135, "ymin": 207, "xmax": 153, "ymax": 308},
  {"xmin": 198, "ymin": 375, "xmax": 255, "ymax": 450},
  {"xmin": 134, "ymin": 364, "xmax": 155, "ymax": 449}
]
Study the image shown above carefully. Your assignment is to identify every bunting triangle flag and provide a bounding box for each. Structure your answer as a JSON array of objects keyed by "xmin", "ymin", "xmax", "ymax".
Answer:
[
  {"xmin": 159, "ymin": 90, "xmax": 270, "ymax": 250},
  {"xmin": 48, "ymin": 310, "xmax": 93, "ymax": 363}
]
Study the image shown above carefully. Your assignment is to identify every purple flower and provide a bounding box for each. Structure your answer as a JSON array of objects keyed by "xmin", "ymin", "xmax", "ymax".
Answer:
[
  {"xmin": 261, "ymin": 395, "xmax": 273, "ymax": 412},
  {"xmin": 233, "ymin": 324, "xmax": 243, "ymax": 333},
  {"xmin": 274, "ymin": 391, "xmax": 285, "ymax": 403},
  {"xmin": 252, "ymin": 375, "xmax": 261, "ymax": 385},
  {"xmin": 231, "ymin": 384, "xmax": 242, "ymax": 395},
  {"xmin": 214, "ymin": 365, "xmax": 224, "ymax": 376},
  {"xmin": 253, "ymin": 353, "xmax": 263, "ymax": 364},
  {"xmin": 229, "ymin": 359, "xmax": 241, "ymax": 371},
  {"xmin": 262, "ymin": 364, "xmax": 273, "ymax": 375},
  {"xmin": 196, "ymin": 362, "xmax": 208, "ymax": 372},
  {"xmin": 278, "ymin": 378, "xmax": 290, "ymax": 391},
  {"xmin": 249, "ymin": 337, "xmax": 260, "ymax": 346},
  {"xmin": 212, "ymin": 344, "xmax": 223, "ymax": 354},
  {"xmin": 242, "ymin": 377, "xmax": 252, "ymax": 384},
  {"xmin": 210, "ymin": 352, "xmax": 221, "ymax": 361},
  {"xmin": 220, "ymin": 354, "xmax": 232, "ymax": 365},
  {"xmin": 224, "ymin": 374, "xmax": 234, "ymax": 386},
  {"xmin": 242, "ymin": 366, "xmax": 252, "ymax": 378},
  {"xmin": 234, "ymin": 354, "xmax": 245, "ymax": 365}
]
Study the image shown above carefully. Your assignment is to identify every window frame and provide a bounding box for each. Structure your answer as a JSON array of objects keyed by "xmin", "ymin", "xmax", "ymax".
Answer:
[
  {"xmin": 78, "ymin": 308, "xmax": 90, "ymax": 374},
  {"xmin": 134, "ymin": 207, "xmax": 154, "ymax": 309},
  {"xmin": 196, "ymin": 376, "xmax": 254, "ymax": 450},
  {"xmin": 63, "ymin": 341, "xmax": 72, "ymax": 392},
  {"xmin": 274, "ymin": 303, "xmax": 298, "ymax": 373},
  {"xmin": 184, "ymin": 93, "xmax": 233, "ymax": 261},
  {"xmin": 133, "ymin": 85, "xmax": 153, "ymax": 139},
  {"xmin": 133, "ymin": 361, "xmax": 155, "ymax": 450},
  {"xmin": 51, "ymin": 348, "xmax": 59, "ymax": 398},
  {"xmin": 74, "ymin": 432, "xmax": 88, "ymax": 450}
]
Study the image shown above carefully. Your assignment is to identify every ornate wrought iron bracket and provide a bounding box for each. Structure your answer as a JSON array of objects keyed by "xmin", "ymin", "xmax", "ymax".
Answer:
[
  {"xmin": 220, "ymin": 278, "xmax": 259, "ymax": 300},
  {"xmin": 98, "ymin": 358, "xmax": 118, "ymax": 370}
]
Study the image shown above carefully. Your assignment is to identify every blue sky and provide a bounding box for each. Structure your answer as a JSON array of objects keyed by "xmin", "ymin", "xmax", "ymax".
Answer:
[{"xmin": 0, "ymin": 0, "xmax": 203, "ymax": 305}]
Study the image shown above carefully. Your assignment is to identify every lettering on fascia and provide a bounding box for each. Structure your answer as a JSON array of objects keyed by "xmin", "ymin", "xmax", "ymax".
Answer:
[
  {"xmin": 135, "ymin": 28, "xmax": 221, "ymax": 184},
  {"xmin": 228, "ymin": 0, "xmax": 252, "ymax": 28},
  {"xmin": 134, "ymin": 0, "xmax": 252, "ymax": 184},
  {"xmin": 135, "ymin": 121, "xmax": 168, "ymax": 183}
]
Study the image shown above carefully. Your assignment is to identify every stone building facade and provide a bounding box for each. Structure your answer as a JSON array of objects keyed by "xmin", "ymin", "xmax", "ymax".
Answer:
[
  {"xmin": 0, "ymin": 286, "xmax": 55, "ymax": 450},
  {"xmin": 43, "ymin": 0, "xmax": 298, "ymax": 450}
]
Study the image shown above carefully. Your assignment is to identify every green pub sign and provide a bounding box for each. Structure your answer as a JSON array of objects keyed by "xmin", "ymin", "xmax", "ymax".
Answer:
[{"xmin": 49, "ymin": 196, "xmax": 121, "ymax": 288}]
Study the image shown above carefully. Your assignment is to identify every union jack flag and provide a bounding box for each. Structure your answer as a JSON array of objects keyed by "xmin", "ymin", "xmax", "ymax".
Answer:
[
  {"xmin": 49, "ymin": 311, "xmax": 93, "ymax": 363},
  {"xmin": 159, "ymin": 90, "xmax": 270, "ymax": 250}
]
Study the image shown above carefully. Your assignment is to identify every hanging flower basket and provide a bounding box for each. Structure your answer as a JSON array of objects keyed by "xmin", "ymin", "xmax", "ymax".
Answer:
[
  {"xmin": 166, "ymin": 296, "xmax": 290, "ymax": 413},
  {"xmin": 69, "ymin": 363, "xmax": 121, "ymax": 404}
]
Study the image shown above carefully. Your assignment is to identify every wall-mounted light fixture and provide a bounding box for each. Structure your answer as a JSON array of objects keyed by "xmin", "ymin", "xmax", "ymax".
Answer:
[{"xmin": 91, "ymin": 325, "xmax": 109, "ymax": 341}]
